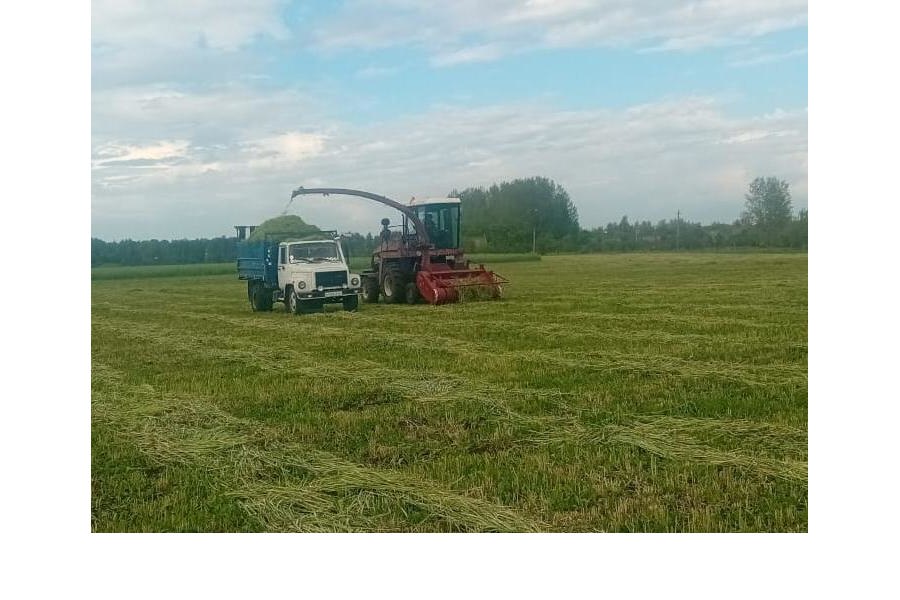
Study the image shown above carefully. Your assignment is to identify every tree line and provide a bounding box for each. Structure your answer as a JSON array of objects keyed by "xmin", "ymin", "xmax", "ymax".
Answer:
[
  {"xmin": 455, "ymin": 175, "xmax": 806, "ymax": 252},
  {"xmin": 91, "ymin": 176, "xmax": 806, "ymax": 266}
]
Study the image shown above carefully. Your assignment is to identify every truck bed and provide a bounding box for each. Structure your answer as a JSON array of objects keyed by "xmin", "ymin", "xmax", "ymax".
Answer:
[{"xmin": 236, "ymin": 241, "xmax": 278, "ymax": 287}]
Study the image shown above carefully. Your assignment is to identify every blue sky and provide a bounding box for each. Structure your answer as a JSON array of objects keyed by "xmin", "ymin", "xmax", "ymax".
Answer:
[{"xmin": 92, "ymin": 1, "xmax": 807, "ymax": 240}]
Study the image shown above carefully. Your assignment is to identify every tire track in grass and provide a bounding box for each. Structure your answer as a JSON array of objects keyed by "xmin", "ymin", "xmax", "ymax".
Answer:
[{"xmin": 92, "ymin": 363, "xmax": 541, "ymax": 532}]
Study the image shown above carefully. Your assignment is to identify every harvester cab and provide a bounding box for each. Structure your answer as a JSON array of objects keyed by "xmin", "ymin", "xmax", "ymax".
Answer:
[
  {"xmin": 405, "ymin": 197, "xmax": 460, "ymax": 251},
  {"xmin": 288, "ymin": 187, "xmax": 507, "ymax": 305}
]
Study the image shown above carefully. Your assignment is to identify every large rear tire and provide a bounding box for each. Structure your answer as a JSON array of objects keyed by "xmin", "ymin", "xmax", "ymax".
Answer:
[
  {"xmin": 381, "ymin": 267, "xmax": 404, "ymax": 304},
  {"xmin": 361, "ymin": 276, "xmax": 380, "ymax": 303}
]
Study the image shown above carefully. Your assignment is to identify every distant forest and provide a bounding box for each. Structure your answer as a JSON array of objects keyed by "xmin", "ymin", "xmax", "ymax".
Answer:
[{"xmin": 91, "ymin": 176, "xmax": 807, "ymax": 266}]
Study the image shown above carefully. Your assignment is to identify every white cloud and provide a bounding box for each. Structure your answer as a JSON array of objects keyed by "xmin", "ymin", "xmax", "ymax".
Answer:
[
  {"xmin": 430, "ymin": 44, "xmax": 509, "ymax": 67},
  {"xmin": 244, "ymin": 132, "xmax": 328, "ymax": 168},
  {"xmin": 92, "ymin": 88, "xmax": 807, "ymax": 239},
  {"xmin": 92, "ymin": 0, "xmax": 288, "ymax": 51},
  {"xmin": 313, "ymin": 1, "xmax": 808, "ymax": 61},
  {"xmin": 729, "ymin": 47, "xmax": 807, "ymax": 67},
  {"xmin": 93, "ymin": 140, "xmax": 190, "ymax": 166}
]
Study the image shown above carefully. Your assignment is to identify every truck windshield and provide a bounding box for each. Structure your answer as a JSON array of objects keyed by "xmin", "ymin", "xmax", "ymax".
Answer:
[{"xmin": 289, "ymin": 242, "xmax": 339, "ymax": 263}]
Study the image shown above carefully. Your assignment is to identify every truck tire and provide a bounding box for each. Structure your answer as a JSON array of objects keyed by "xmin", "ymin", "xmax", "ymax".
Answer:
[
  {"xmin": 361, "ymin": 276, "xmax": 380, "ymax": 303},
  {"xmin": 248, "ymin": 281, "xmax": 259, "ymax": 310},
  {"xmin": 343, "ymin": 294, "xmax": 359, "ymax": 312},
  {"xmin": 288, "ymin": 287, "xmax": 303, "ymax": 315},
  {"xmin": 249, "ymin": 282, "xmax": 273, "ymax": 311},
  {"xmin": 381, "ymin": 267, "xmax": 404, "ymax": 304},
  {"xmin": 404, "ymin": 281, "xmax": 420, "ymax": 304}
]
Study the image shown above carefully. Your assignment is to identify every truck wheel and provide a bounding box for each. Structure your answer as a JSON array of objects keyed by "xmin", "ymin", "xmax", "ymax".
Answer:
[
  {"xmin": 288, "ymin": 287, "xmax": 303, "ymax": 315},
  {"xmin": 249, "ymin": 282, "xmax": 273, "ymax": 311},
  {"xmin": 404, "ymin": 282, "xmax": 420, "ymax": 304},
  {"xmin": 248, "ymin": 282, "xmax": 260, "ymax": 311},
  {"xmin": 343, "ymin": 294, "xmax": 359, "ymax": 312},
  {"xmin": 260, "ymin": 292, "xmax": 274, "ymax": 311},
  {"xmin": 381, "ymin": 268, "xmax": 404, "ymax": 304},
  {"xmin": 361, "ymin": 277, "xmax": 380, "ymax": 303},
  {"xmin": 283, "ymin": 286, "xmax": 292, "ymax": 313}
]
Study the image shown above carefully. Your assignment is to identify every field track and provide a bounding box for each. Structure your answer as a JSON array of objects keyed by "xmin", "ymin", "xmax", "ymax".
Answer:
[{"xmin": 92, "ymin": 253, "xmax": 807, "ymax": 532}]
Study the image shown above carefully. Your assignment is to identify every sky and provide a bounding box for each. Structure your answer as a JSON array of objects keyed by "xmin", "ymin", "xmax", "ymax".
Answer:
[{"xmin": 91, "ymin": 0, "xmax": 808, "ymax": 241}]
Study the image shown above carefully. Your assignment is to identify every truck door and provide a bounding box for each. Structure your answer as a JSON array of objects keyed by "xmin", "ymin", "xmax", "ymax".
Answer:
[{"xmin": 277, "ymin": 244, "xmax": 288, "ymax": 291}]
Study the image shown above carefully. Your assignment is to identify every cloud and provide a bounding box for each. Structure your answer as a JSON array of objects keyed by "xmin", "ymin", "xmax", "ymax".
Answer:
[
  {"xmin": 91, "ymin": 1, "xmax": 289, "ymax": 89},
  {"xmin": 244, "ymin": 132, "xmax": 328, "ymax": 167},
  {"xmin": 729, "ymin": 47, "xmax": 807, "ymax": 67},
  {"xmin": 93, "ymin": 140, "xmax": 191, "ymax": 166},
  {"xmin": 430, "ymin": 44, "xmax": 509, "ymax": 67},
  {"xmin": 313, "ymin": 1, "xmax": 808, "ymax": 62},
  {"xmin": 92, "ymin": 88, "xmax": 807, "ymax": 239},
  {"xmin": 92, "ymin": 0, "xmax": 288, "ymax": 51}
]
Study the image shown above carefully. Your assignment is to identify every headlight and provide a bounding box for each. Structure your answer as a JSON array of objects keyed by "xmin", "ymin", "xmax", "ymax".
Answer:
[
  {"xmin": 298, "ymin": 281, "xmax": 306, "ymax": 290},
  {"xmin": 350, "ymin": 277, "xmax": 360, "ymax": 286}
]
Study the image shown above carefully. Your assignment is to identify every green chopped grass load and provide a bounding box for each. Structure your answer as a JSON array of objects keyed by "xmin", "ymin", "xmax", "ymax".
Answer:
[{"xmin": 248, "ymin": 215, "xmax": 323, "ymax": 243}]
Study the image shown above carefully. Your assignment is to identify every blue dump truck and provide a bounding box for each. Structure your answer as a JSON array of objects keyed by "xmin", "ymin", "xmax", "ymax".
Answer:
[{"xmin": 237, "ymin": 235, "xmax": 362, "ymax": 314}]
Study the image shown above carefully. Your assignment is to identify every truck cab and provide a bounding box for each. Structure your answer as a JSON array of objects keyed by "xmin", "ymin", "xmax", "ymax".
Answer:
[
  {"xmin": 238, "ymin": 235, "xmax": 361, "ymax": 314},
  {"xmin": 277, "ymin": 239, "xmax": 361, "ymax": 313}
]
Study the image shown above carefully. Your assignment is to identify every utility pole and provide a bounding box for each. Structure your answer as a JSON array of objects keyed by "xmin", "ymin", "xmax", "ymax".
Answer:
[{"xmin": 676, "ymin": 209, "xmax": 680, "ymax": 251}]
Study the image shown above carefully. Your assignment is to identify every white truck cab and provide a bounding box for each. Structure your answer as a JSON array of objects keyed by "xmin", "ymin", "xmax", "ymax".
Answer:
[{"xmin": 276, "ymin": 238, "xmax": 361, "ymax": 313}]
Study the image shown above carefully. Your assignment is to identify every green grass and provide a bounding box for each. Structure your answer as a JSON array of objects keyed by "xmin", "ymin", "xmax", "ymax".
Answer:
[
  {"xmin": 91, "ymin": 253, "xmax": 807, "ymax": 532},
  {"xmin": 92, "ymin": 262, "xmax": 235, "ymax": 280}
]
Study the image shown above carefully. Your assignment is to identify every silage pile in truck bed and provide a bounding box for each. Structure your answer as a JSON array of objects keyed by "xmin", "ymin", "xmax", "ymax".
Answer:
[{"xmin": 248, "ymin": 215, "xmax": 324, "ymax": 243}]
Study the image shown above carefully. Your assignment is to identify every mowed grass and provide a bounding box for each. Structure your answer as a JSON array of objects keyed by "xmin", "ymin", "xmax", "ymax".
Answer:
[{"xmin": 91, "ymin": 253, "xmax": 807, "ymax": 532}]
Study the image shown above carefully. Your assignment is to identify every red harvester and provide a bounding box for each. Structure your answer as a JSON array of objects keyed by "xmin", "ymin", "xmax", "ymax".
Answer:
[{"xmin": 289, "ymin": 187, "xmax": 507, "ymax": 305}]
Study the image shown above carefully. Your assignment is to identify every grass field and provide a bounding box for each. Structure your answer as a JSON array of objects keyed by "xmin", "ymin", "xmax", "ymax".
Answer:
[{"xmin": 91, "ymin": 253, "xmax": 807, "ymax": 532}]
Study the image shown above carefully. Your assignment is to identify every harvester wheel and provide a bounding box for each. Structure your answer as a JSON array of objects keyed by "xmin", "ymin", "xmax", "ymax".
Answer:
[
  {"xmin": 362, "ymin": 277, "xmax": 380, "ymax": 303},
  {"xmin": 404, "ymin": 282, "xmax": 420, "ymax": 304},
  {"xmin": 381, "ymin": 268, "xmax": 404, "ymax": 304}
]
